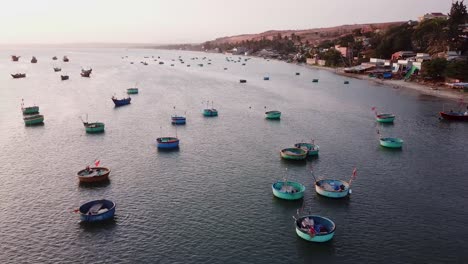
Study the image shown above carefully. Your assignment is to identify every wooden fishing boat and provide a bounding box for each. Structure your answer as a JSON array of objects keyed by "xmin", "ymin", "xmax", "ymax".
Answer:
[
  {"xmin": 315, "ymin": 179, "xmax": 350, "ymax": 198},
  {"xmin": 271, "ymin": 180, "xmax": 305, "ymax": 200},
  {"xmin": 112, "ymin": 96, "xmax": 131, "ymax": 107},
  {"xmin": 265, "ymin": 110, "xmax": 281, "ymax": 119},
  {"xmin": 156, "ymin": 137, "xmax": 179, "ymax": 149},
  {"xmin": 294, "ymin": 142, "xmax": 319, "ymax": 156},
  {"xmin": 63, "ymin": 56, "xmax": 69, "ymax": 62},
  {"xmin": 52, "ymin": 56, "xmax": 57, "ymax": 60},
  {"xmin": 439, "ymin": 111, "xmax": 468, "ymax": 121},
  {"xmin": 61, "ymin": 75, "xmax": 69, "ymax": 80},
  {"xmin": 280, "ymin": 148, "xmax": 307, "ymax": 160},
  {"xmin": 379, "ymin": 137, "xmax": 403, "ymax": 148},
  {"xmin": 376, "ymin": 113, "xmax": 396, "ymax": 123},
  {"xmin": 31, "ymin": 56, "xmax": 37, "ymax": 63},
  {"xmin": 294, "ymin": 215, "xmax": 336, "ymax": 242},
  {"xmin": 11, "ymin": 55, "xmax": 20, "ymax": 61},
  {"xmin": 81, "ymin": 68, "xmax": 92, "ymax": 77},
  {"xmin": 312, "ymin": 79, "xmax": 319, "ymax": 83},
  {"xmin": 11, "ymin": 73, "xmax": 26, "ymax": 79},
  {"xmin": 171, "ymin": 116, "xmax": 186, "ymax": 125},
  {"xmin": 264, "ymin": 76, "xmax": 270, "ymax": 80},
  {"xmin": 53, "ymin": 67, "xmax": 61, "ymax": 72},
  {"xmin": 239, "ymin": 79, "xmax": 247, "ymax": 83},
  {"xmin": 22, "ymin": 106, "xmax": 39, "ymax": 115},
  {"xmin": 78, "ymin": 199, "xmax": 116, "ymax": 222},
  {"xmin": 23, "ymin": 114, "xmax": 44, "ymax": 126},
  {"xmin": 77, "ymin": 166, "xmax": 110, "ymax": 183},
  {"xmin": 127, "ymin": 88, "xmax": 139, "ymax": 94},
  {"xmin": 83, "ymin": 122, "xmax": 105, "ymax": 133}
]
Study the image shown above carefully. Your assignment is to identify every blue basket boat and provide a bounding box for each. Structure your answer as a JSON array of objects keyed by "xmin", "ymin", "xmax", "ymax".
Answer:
[
  {"xmin": 294, "ymin": 142, "xmax": 319, "ymax": 156},
  {"xmin": 78, "ymin": 199, "xmax": 116, "ymax": 222},
  {"xmin": 112, "ymin": 96, "xmax": 131, "ymax": 107},
  {"xmin": 315, "ymin": 179, "xmax": 350, "ymax": 198},
  {"xmin": 272, "ymin": 181, "xmax": 305, "ymax": 200},
  {"xmin": 294, "ymin": 215, "xmax": 336, "ymax": 242},
  {"xmin": 157, "ymin": 137, "xmax": 180, "ymax": 149},
  {"xmin": 171, "ymin": 116, "xmax": 186, "ymax": 125}
]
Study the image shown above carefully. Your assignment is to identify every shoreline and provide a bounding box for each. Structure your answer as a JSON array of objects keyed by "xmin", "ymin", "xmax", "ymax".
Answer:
[{"xmin": 305, "ymin": 64, "xmax": 468, "ymax": 102}]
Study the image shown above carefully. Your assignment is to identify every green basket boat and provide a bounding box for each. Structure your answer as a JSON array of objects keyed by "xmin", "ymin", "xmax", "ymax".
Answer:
[
  {"xmin": 272, "ymin": 181, "xmax": 305, "ymax": 200},
  {"xmin": 23, "ymin": 114, "xmax": 44, "ymax": 126},
  {"xmin": 127, "ymin": 88, "xmax": 139, "ymax": 94},
  {"xmin": 265, "ymin": 110, "xmax": 281, "ymax": 119},
  {"xmin": 376, "ymin": 113, "xmax": 395, "ymax": 123},
  {"xmin": 203, "ymin": 109, "xmax": 218, "ymax": 117},
  {"xmin": 294, "ymin": 143, "xmax": 319, "ymax": 156},
  {"xmin": 22, "ymin": 106, "xmax": 39, "ymax": 115},
  {"xmin": 280, "ymin": 148, "xmax": 308, "ymax": 160},
  {"xmin": 83, "ymin": 122, "xmax": 105, "ymax": 133},
  {"xmin": 379, "ymin": 137, "xmax": 403, "ymax": 148}
]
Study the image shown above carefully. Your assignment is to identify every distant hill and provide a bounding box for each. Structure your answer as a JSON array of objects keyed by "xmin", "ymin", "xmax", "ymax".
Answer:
[{"xmin": 207, "ymin": 21, "xmax": 405, "ymax": 45}]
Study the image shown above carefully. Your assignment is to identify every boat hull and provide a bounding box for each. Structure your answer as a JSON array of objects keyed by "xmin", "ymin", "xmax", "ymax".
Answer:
[
  {"xmin": 22, "ymin": 106, "xmax": 39, "ymax": 115},
  {"xmin": 265, "ymin": 111, "xmax": 281, "ymax": 119},
  {"xmin": 171, "ymin": 117, "xmax": 186, "ymax": 125},
  {"xmin": 24, "ymin": 115, "xmax": 44, "ymax": 126},
  {"xmin": 85, "ymin": 123, "xmax": 105, "ymax": 133},
  {"xmin": 77, "ymin": 167, "xmax": 110, "ymax": 183},
  {"xmin": 203, "ymin": 109, "xmax": 218, "ymax": 117},
  {"xmin": 127, "ymin": 88, "xmax": 139, "ymax": 94},
  {"xmin": 439, "ymin": 112, "xmax": 468, "ymax": 121},
  {"xmin": 280, "ymin": 148, "xmax": 307, "ymax": 160},
  {"xmin": 157, "ymin": 137, "xmax": 180, "ymax": 149},
  {"xmin": 376, "ymin": 114, "xmax": 395, "ymax": 123},
  {"xmin": 315, "ymin": 179, "xmax": 350, "ymax": 198},
  {"xmin": 112, "ymin": 98, "xmax": 131, "ymax": 107},
  {"xmin": 295, "ymin": 215, "xmax": 335, "ymax": 242},
  {"xmin": 79, "ymin": 199, "xmax": 115, "ymax": 222},
  {"xmin": 380, "ymin": 138, "xmax": 403, "ymax": 148},
  {"xmin": 294, "ymin": 143, "xmax": 319, "ymax": 156},
  {"xmin": 272, "ymin": 181, "xmax": 305, "ymax": 200}
]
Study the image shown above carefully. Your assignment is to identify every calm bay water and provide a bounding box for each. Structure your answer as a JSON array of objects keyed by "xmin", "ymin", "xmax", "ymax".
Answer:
[{"xmin": 0, "ymin": 48, "xmax": 467, "ymax": 263}]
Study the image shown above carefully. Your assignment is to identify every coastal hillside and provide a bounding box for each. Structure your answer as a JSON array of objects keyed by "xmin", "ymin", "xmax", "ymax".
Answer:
[{"xmin": 208, "ymin": 21, "xmax": 404, "ymax": 45}]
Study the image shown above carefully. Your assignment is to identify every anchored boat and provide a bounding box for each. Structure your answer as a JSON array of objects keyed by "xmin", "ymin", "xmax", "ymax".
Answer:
[
  {"xmin": 31, "ymin": 56, "xmax": 37, "ymax": 63},
  {"xmin": 63, "ymin": 56, "xmax": 69, "ymax": 62},
  {"xmin": 82, "ymin": 115, "xmax": 105, "ymax": 133},
  {"xmin": 265, "ymin": 110, "xmax": 281, "ymax": 119},
  {"xmin": 272, "ymin": 180, "xmax": 305, "ymax": 200},
  {"xmin": 53, "ymin": 67, "xmax": 61, "ymax": 72},
  {"xmin": 294, "ymin": 215, "xmax": 336, "ymax": 242},
  {"xmin": 280, "ymin": 148, "xmax": 308, "ymax": 160},
  {"xmin": 379, "ymin": 137, "xmax": 403, "ymax": 148},
  {"xmin": 315, "ymin": 179, "xmax": 350, "ymax": 198},
  {"xmin": 81, "ymin": 68, "xmax": 92, "ymax": 77},
  {"xmin": 52, "ymin": 56, "xmax": 57, "ymax": 60},
  {"xmin": 77, "ymin": 166, "xmax": 110, "ymax": 183},
  {"xmin": 11, "ymin": 73, "xmax": 26, "ymax": 79},
  {"xmin": 312, "ymin": 79, "xmax": 319, "ymax": 83},
  {"xmin": 203, "ymin": 101, "xmax": 218, "ymax": 117},
  {"xmin": 156, "ymin": 137, "xmax": 179, "ymax": 149},
  {"xmin": 11, "ymin": 55, "xmax": 20, "ymax": 61},
  {"xmin": 61, "ymin": 75, "xmax": 69, "ymax": 80},
  {"xmin": 127, "ymin": 88, "xmax": 139, "ymax": 94},
  {"xmin": 294, "ymin": 142, "xmax": 319, "ymax": 156},
  {"xmin": 77, "ymin": 199, "xmax": 116, "ymax": 222},
  {"xmin": 376, "ymin": 113, "xmax": 395, "ymax": 123},
  {"xmin": 112, "ymin": 96, "xmax": 131, "ymax": 107},
  {"xmin": 23, "ymin": 114, "xmax": 44, "ymax": 126},
  {"xmin": 439, "ymin": 111, "xmax": 468, "ymax": 121}
]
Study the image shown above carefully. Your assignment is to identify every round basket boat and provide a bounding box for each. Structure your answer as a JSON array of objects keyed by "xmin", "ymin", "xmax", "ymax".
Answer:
[
  {"xmin": 157, "ymin": 137, "xmax": 180, "ymax": 149},
  {"xmin": 79, "ymin": 199, "xmax": 116, "ymax": 222},
  {"xmin": 315, "ymin": 179, "xmax": 350, "ymax": 198},
  {"xmin": 84, "ymin": 122, "xmax": 105, "ymax": 133},
  {"xmin": 295, "ymin": 215, "xmax": 336, "ymax": 242},
  {"xmin": 280, "ymin": 148, "xmax": 307, "ymax": 160},
  {"xmin": 77, "ymin": 167, "xmax": 110, "ymax": 183},
  {"xmin": 376, "ymin": 113, "xmax": 395, "ymax": 123},
  {"xmin": 294, "ymin": 143, "xmax": 319, "ymax": 156},
  {"xmin": 380, "ymin": 137, "xmax": 403, "ymax": 148},
  {"xmin": 271, "ymin": 181, "xmax": 305, "ymax": 200},
  {"xmin": 265, "ymin": 110, "xmax": 281, "ymax": 119}
]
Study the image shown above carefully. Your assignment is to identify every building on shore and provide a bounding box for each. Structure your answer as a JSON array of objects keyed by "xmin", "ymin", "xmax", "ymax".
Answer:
[{"xmin": 418, "ymin": 13, "xmax": 448, "ymax": 22}]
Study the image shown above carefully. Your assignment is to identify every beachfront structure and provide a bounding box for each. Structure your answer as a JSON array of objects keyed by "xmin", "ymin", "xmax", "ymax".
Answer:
[
  {"xmin": 391, "ymin": 51, "xmax": 416, "ymax": 62},
  {"xmin": 369, "ymin": 58, "xmax": 391, "ymax": 66},
  {"xmin": 334, "ymin": 45, "xmax": 353, "ymax": 59},
  {"xmin": 419, "ymin": 13, "xmax": 448, "ymax": 22}
]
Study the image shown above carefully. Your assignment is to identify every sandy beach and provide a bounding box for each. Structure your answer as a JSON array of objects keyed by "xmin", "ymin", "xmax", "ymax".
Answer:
[{"xmin": 306, "ymin": 64, "xmax": 468, "ymax": 102}]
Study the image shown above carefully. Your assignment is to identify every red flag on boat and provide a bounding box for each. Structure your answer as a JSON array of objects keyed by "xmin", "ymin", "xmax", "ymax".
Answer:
[
  {"xmin": 352, "ymin": 168, "xmax": 357, "ymax": 179},
  {"xmin": 94, "ymin": 159, "xmax": 100, "ymax": 167},
  {"xmin": 371, "ymin": 107, "xmax": 376, "ymax": 111}
]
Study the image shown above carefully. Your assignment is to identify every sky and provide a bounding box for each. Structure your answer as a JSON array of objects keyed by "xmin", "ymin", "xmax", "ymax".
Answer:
[{"xmin": 0, "ymin": 0, "xmax": 454, "ymax": 44}]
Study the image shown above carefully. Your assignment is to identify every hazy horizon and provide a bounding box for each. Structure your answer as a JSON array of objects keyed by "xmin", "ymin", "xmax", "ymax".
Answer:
[{"xmin": 0, "ymin": 0, "xmax": 452, "ymax": 45}]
